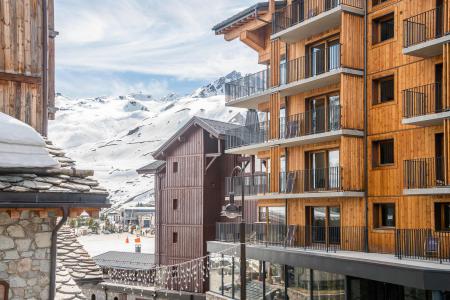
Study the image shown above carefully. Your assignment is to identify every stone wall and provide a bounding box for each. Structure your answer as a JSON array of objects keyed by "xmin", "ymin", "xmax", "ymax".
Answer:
[{"xmin": 0, "ymin": 210, "xmax": 55, "ymax": 300}]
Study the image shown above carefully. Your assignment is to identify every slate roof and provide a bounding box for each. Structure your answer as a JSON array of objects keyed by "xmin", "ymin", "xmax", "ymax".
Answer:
[
  {"xmin": 136, "ymin": 160, "xmax": 166, "ymax": 175},
  {"xmin": 56, "ymin": 226, "xmax": 104, "ymax": 299},
  {"xmin": 152, "ymin": 116, "xmax": 240, "ymax": 160},
  {"xmin": 0, "ymin": 139, "xmax": 109, "ymax": 207},
  {"xmin": 94, "ymin": 251, "xmax": 155, "ymax": 270}
]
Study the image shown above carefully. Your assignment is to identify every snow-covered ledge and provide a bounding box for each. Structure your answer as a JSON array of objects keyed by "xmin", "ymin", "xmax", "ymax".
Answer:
[{"xmin": 0, "ymin": 112, "xmax": 59, "ymax": 168}]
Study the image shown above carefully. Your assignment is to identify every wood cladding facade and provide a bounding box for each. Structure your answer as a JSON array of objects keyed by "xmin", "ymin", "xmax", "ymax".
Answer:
[
  {"xmin": 0, "ymin": 0, "xmax": 55, "ymax": 135},
  {"xmin": 218, "ymin": 0, "xmax": 450, "ymax": 255}
]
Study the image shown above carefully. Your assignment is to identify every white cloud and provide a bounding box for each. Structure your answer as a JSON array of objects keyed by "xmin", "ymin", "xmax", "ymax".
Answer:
[{"xmin": 55, "ymin": 0, "xmax": 263, "ymax": 82}]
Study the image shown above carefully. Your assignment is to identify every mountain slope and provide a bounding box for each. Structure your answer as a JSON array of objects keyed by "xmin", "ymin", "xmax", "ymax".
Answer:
[{"xmin": 48, "ymin": 74, "xmax": 245, "ymax": 210}]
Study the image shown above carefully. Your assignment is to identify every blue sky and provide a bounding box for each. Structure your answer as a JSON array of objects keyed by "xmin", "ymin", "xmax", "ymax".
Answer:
[{"xmin": 55, "ymin": 0, "xmax": 262, "ymax": 98}]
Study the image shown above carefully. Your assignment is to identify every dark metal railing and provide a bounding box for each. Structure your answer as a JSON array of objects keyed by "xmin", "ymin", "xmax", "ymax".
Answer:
[
  {"xmin": 273, "ymin": 0, "xmax": 364, "ymax": 34},
  {"xmin": 215, "ymin": 223, "xmax": 366, "ymax": 253},
  {"xmin": 403, "ymin": 6, "xmax": 447, "ymax": 48},
  {"xmin": 403, "ymin": 157, "xmax": 446, "ymax": 189},
  {"xmin": 224, "ymin": 174, "xmax": 270, "ymax": 196},
  {"xmin": 402, "ymin": 83, "xmax": 444, "ymax": 118},
  {"xmin": 395, "ymin": 229, "xmax": 450, "ymax": 263},
  {"xmin": 224, "ymin": 69, "xmax": 270, "ymax": 103},
  {"xmin": 224, "ymin": 121, "xmax": 270, "ymax": 150},
  {"xmin": 279, "ymin": 166, "xmax": 342, "ymax": 194},
  {"xmin": 279, "ymin": 105, "xmax": 341, "ymax": 139},
  {"xmin": 283, "ymin": 44, "xmax": 341, "ymax": 84}
]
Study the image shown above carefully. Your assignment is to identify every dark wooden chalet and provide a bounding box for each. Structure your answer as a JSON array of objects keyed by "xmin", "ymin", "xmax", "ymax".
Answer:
[{"xmin": 138, "ymin": 117, "xmax": 256, "ymax": 271}]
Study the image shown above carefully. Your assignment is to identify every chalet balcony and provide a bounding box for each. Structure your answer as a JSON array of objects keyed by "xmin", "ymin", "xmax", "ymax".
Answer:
[
  {"xmin": 224, "ymin": 174, "xmax": 270, "ymax": 196},
  {"xmin": 224, "ymin": 121, "xmax": 270, "ymax": 154},
  {"xmin": 278, "ymin": 44, "xmax": 363, "ymax": 97},
  {"xmin": 403, "ymin": 157, "xmax": 450, "ymax": 195},
  {"xmin": 224, "ymin": 69, "xmax": 271, "ymax": 109},
  {"xmin": 215, "ymin": 222, "xmax": 366, "ymax": 253},
  {"xmin": 402, "ymin": 83, "xmax": 449, "ymax": 126},
  {"xmin": 272, "ymin": 0, "xmax": 364, "ymax": 43},
  {"xmin": 403, "ymin": 6, "xmax": 450, "ymax": 57}
]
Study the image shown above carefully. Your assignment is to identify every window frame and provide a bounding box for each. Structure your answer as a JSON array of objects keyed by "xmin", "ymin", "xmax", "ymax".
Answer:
[
  {"xmin": 372, "ymin": 139, "xmax": 395, "ymax": 167},
  {"xmin": 435, "ymin": 202, "xmax": 450, "ymax": 231},
  {"xmin": 173, "ymin": 198, "xmax": 178, "ymax": 210},
  {"xmin": 373, "ymin": 75, "xmax": 395, "ymax": 105},
  {"xmin": 172, "ymin": 232, "xmax": 178, "ymax": 243},
  {"xmin": 372, "ymin": 13, "xmax": 395, "ymax": 44},
  {"xmin": 373, "ymin": 203, "xmax": 396, "ymax": 229},
  {"xmin": 172, "ymin": 161, "xmax": 178, "ymax": 173}
]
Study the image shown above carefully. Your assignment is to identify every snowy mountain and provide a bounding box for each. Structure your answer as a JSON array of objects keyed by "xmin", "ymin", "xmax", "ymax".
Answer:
[{"xmin": 48, "ymin": 72, "xmax": 246, "ymax": 211}]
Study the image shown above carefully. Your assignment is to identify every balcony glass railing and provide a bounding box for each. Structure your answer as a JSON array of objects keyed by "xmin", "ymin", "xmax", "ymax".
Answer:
[
  {"xmin": 273, "ymin": 0, "xmax": 364, "ymax": 35},
  {"xmin": 403, "ymin": 157, "xmax": 446, "ymax": 189},
  {"xmin": 403, "ymin": 6, "xmax": 447, "ymax": 48},
  {"xmin": 224, "ymin": 174, "xmax": 270, "ymax": 196},
  {"xmin": 224, "ymin": 121, "xmax": 270, "ymax": 150},
  {"xmin": 402, "ymin": 83, "xmax": 444, "ymax": 118},
  {"xmin": 224, "ymin": 69, "xmax": 270, "ymax": 103}
]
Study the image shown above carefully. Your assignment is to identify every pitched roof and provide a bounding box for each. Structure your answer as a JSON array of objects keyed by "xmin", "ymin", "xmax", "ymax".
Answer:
[
  {"xmin": 94, "ymin": 251, "xmax": 155, "ymax": 270},
  {"xmin": 151, "ymin": 116, "xmax": 239, "ymax": 160},
  {"xmin": 56, "ymin": 226, "xmax": 103, "ymax": 299},
  {"xmin": 0, "ymin": 139, "xmax": 109, "ymax": 208},
  {"xmin": 212, "ymin": 1, "xmax": 286, "ymax": 34},
  {"xmin": 136, "ymin": 160, "xmax": 166, "ymax": 175}
]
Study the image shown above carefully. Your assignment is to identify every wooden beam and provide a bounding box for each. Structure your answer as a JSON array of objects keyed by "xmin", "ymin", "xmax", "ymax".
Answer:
[{"xmin": 0, "ymin": 72, "xmax": 41, "ymax": 84}]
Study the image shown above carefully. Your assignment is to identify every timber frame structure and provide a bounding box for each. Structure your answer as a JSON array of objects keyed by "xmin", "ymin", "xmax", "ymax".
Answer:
[{"xmin": 208, "ymin": 0, "xmax": 450, "ymax": 298}]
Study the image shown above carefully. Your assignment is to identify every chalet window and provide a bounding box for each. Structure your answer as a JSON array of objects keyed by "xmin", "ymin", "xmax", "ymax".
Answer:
[
  {"xmin": 0, "ymin": 281, "xmax": 7, "ymax": 300},
  {"xmin": 173, "ymin": 232, "xmax": 178, "ymax": 243},
  {"xmin": 373, "ymin": 75, "xmax": 394, "ymax": 104},
  {"xmin": 173, "ymin": 199, "xmax": 178, "ymax": 210},
  {"xmin": 374, "ymin": 203, "xmax": 396, "ymax": 228},
  {"xmin": 373, "ymin": 13, "xmax": 394, "ymax": 44},
  {"xmin": 372, "ymin": 139, "xmax": 394, "ymax": 167},
  {"xmin": 172, "ymin": 162, "xmax": 178, "ymax": 173},
  {"xmin": 435, "ymin": 202, "xmax": 450, "ymax": 231}
]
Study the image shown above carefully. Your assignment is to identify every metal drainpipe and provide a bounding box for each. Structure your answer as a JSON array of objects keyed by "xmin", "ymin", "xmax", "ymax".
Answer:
[
  {"xmin": 49, "ymin": 207, "xmax": 69, "ymax": 300},
  {"xmin": 363, "ymin": 0, "xmax": 369, "ymax": 253},
  {"xmin": 42, "ymin": 0, "xmax": 49, "ymax": 137}
]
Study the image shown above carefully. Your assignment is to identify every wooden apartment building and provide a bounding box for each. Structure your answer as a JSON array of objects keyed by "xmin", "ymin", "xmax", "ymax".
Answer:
[{"xmin": 207, "ymin": 0, "xmax": 450, "ymax": 299}]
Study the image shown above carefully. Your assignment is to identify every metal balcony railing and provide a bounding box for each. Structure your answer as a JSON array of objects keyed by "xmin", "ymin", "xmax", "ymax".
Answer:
[
  {"xmin": 283, "ymin": 44, "xmax": 341, "ymax": 84},
  {"xmin": 224, "ymin": 121, "xmax": 270, "ymax": 150},
  {"xmin": 279, "ymin": 105, "xmax": 341, "ymax": 139},
  {"xmin": 403, "ymin": 6, "xmax": 447, "ymax": 48},
  {"xmin": 395, "ymin": 229, "xmax": 450, "ymax": 263},
  {"xmin": 279, "ymin": 166, "xmax": 342, "ymax": 194},
  {"xmin": 215, "ymin": 223, "xmax": 366, "ymax": 252},
  {"xmin": 224, "ymin": 69, "xmax": 270, "ymax": 103},
  {"xmin": 403, "ymin": 157, "xmax": 446, "ymax": 189},
  {"xmin": 273, "ymin": 0, "xmax": 364, "ymax": 34},
  {"xmin": 224, "ymin": 174, "xmax": 270, "ymax": 196},
  {"xmin": 402, "ymin": 83, "xmax": 444, "ymax": 118}
]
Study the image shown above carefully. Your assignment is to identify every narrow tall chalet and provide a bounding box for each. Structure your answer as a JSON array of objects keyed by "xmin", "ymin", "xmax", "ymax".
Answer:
[
  {"xmin": 208, "ymin": 0, "xmax": 450, "ymax": 299},
  {"xmin": 138, "ymin": 117, "xmax": 249, "ymax": 292}
]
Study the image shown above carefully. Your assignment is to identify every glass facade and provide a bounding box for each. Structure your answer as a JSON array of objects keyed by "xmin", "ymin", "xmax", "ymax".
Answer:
[{"xmin": 209, "ymin": 255, "xmax": 444, "ymax": 300}]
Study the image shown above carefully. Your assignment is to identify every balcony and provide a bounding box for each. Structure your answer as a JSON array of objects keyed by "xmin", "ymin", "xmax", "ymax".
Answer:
[
  {"xmin": 225, "ymin": 167, "xmax": 364, "ymax": 200},
  {"xmin": 402, "ymin": 83, "xmax": 449, "ymax": 126},
  {"xmin": 272, "ymin": 0, "xmax": 364, "ymax": 43},
  {"xmin": 224, "ymin": 121, "xmax": 270, "ymax": 155},
  {"xmin": 224, "ymin": 69, "xmax": 271, "ymax": 109},
  {"xmin": 279, "ymin": 44, "xmax": 363, "ymax": 97},
  {"xmin": 403, "ymin": 6, "xmax": 450, "ymax": 57},
  {"xmin": 403, "ymin": 157, "xmax": 450, "ymax": 195}
]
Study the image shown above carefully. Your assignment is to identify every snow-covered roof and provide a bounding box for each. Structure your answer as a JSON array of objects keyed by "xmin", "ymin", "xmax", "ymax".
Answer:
[
  {"xmin": 94, "ymin": 251, "xmax": 155, "ymax": 270},
  {"xmin": 152, "ymin": 116, "xmax": 239, "ymax": 160},
  {"xmin": 0, "ymin": 112, "xmax": 59, "ymax": 168},
  {"xmin": 136, "ymin": 160, "xmax": 165, "ymax": 175}
]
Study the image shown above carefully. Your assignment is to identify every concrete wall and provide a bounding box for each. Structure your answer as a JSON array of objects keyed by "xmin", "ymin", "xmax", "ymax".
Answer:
[{"xmin": 0, "ymin": 210, "xmax": 55, "ymax": 300}]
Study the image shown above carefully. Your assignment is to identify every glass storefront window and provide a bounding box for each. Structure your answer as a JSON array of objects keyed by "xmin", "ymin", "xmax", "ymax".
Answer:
[
  {"xmin": 265, "ymin": 262, "xmax": 286, "ymax": 299},
  {"xmin": 287, "ymin": 266, "xmax": 311, "ymax": 300},
  {"xmin": 222, "ymin": 255, "xmax": 234, "ymax": 298},
  {"xmin": 312, "ymin": 270, "xmax": 345, "ymax": 300},
  {"xmin": 208, "ymin": 254, "xmax": 223, "ymax": 295},
  {"xmin": 246, "ymin": 259, "xmax": 264, "ymax": 299}
]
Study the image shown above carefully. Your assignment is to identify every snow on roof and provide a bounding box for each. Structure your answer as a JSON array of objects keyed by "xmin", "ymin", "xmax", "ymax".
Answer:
[{"xmin": 0, "ymin": 112, "xmax": 59, "ymax": 168}]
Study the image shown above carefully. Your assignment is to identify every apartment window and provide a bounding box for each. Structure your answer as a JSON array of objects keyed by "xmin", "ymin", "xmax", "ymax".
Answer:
[
  {"xmin": 172, "ymin": 161, "xmax": 178, "ymax": 173},
  {"xmin": 435, "ymin": 202, "xmax": 450, "ymax": 231},
  {"xmin": 374, "ymin": 203, "xmax": 396, "ymax": 228},
  {"xmin": 373, "ymin": 75, "xmax": 394, "ymax": 104},
  {"xmin": 173, "ymin": 232, "xmax": 178, "ymax": 243},
  {"xmin": 173, "ymin": 199, "xmax": 178, "ymax": 210},
  {"xmin": 372, "ymin": 139, "xmax": 394, "ymax": 167},
  {"xmin": 373, "ymin": 13, "xmax": 394, "ymax": 44}
]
